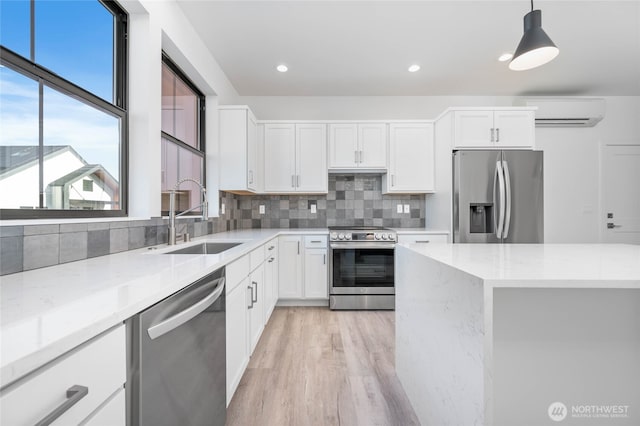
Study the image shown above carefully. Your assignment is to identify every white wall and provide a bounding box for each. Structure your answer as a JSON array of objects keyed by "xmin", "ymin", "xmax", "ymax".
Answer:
[
  {"xmin": 239, "ymin": 95, "xmax": 640, "ymax": 243},
  {"xmin": 122, "ymin": 0, "xmax": 239, "ymax": 218}
]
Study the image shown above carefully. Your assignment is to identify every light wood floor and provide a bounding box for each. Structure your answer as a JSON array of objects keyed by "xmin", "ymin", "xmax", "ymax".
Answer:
[{"xmin": 226, "ymin": 307, "xmax": 420, "ymax": 426}]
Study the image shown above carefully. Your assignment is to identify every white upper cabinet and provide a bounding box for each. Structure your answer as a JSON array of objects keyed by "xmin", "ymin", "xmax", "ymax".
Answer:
[
  {"xmin": 219, "ymin": 106, "xmax": 260, "ymax": 192},
  {"xmin": 453, "ymin": 109, "xmax": 535, "ymax": 149},
  {"xmin": 383, "ymin": 123, "xmax": 435, "ymax": 193},
  {"xmin": 329, "ymin": 123, "xmax": 387, "ymax": 169},
  {"xmin": 264, "ymin": 123, "xmax": 327, "ymax": 193}
]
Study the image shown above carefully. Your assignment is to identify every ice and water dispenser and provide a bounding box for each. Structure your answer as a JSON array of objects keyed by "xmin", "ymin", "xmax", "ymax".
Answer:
[{"xmin": 469, "ymin": 203, "xmax": 494, "ymax": 234}]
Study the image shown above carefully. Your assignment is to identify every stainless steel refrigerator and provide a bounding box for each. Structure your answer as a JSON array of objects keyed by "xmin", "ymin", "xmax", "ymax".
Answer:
[{"xmin": 453, "ymin": 150, "xmax": 543, "ymax": 243}]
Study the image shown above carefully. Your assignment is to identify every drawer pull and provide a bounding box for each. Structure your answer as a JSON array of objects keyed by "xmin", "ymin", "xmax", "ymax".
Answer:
[
  {"xmin": 415, "ymin": 240, "xmax": 431, "ymax": 243},
  {"xmin": 310, "ymin": 240, "xmax": 322, "ymax": 243},
  {"xmin": 268, "ymin": 246, "xmax": 275, "ymax": 250},
  {"xmin": 35, "ymin": 385, "xmax": 89, "ymax": 426}
]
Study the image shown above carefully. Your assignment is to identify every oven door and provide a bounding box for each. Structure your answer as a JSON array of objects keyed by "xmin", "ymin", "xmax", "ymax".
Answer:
[{"xmin": 329, "ymin": 243, "xmax": 395, "ymax": 295}]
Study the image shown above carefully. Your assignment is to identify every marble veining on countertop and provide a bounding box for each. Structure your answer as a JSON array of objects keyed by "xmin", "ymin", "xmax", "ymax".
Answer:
[{"xmin": 0, "ymin": 228, "xmax": 327, "ymax": 387}]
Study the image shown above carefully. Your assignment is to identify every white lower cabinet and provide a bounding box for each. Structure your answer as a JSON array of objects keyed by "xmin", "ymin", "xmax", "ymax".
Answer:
[
  {"xmin": 81, "ymin": 388, "xmax": 125, "ymax": 426},
  {"xmin": 278, "ymin": 236, "xmax": 304, "ymax": 299},
  {"xmin": 248, "ymin": 262, "xmax": 265, "ymax": 353},
  {"xmin": 0, "ymin": 325, "xmax": 126, "ymax": 426},
  {"xmin": 304, "ymin": 248, "xmax": 328, "ymax": 299},
  {"xmin": 278, "ymin": 235, "xmax": 328, "ymax": 303},
  {"xmin": 397, "ymin": 233, "xmax": 449, "ymax": 244},
  {"xmin": 226, "ymin": 275, "xmax": 250, "ymax": 406}
]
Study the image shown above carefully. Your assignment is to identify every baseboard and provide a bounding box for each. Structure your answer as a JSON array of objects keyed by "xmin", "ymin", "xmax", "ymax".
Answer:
[{"xmin": 276, "ymin": 299, "xmax": 329, "ymax": 307}]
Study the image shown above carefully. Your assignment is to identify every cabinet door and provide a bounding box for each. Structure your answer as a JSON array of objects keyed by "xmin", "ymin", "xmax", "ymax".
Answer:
[
  {"xmin": 296, "ymin": 124, "xmax": 328, "ymax": 192},
  {"xmin": 226, "ymin": 277, "xmax": 249, "ymax": 405},
  {"xmin": 247, "ymin": 111, "xmax": 258, "ymax": 191},
  {"xmin": 304, "ymin": 248, "xmax": 328, "ymax": 299},
  {"xmin": 329, "ymin": 124, "xmax": 358, "ymax": 168},
  {"xmin": 219, "ymin": 108, "xmax": 248, "ymax": 191},
  {"xmin": 82, "ymin": 388, "xmax": 125, "ymax": 426},
  {"xmin": 358, "ymin": 123, "xmax": 387, "ymax": 168},
  {"xmin": 248, "ymin": 263, "xmax": 265, "ymax": 353},
  {"xmin": 264, "ymin": 124, "xmax": 296, "ymax": 192},
  {"xmin": 278, "ymin": 236, "xmax": 303, "ymax": 299},
  {"xmin": 453, "ymin": 111, "xmax": 494, "ymax": 148},
  {"xmin": 493, "ymin": 110, "xmax": 534, "ymax": 148},
  {"xmin": 388, "ymin": 123, "xmax": 435, "ymax": 192}
]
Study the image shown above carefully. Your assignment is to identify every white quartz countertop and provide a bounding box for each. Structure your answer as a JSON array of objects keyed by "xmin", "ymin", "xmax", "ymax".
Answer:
[
  {"xmin": 0, "ymin": 228, "xmax": 327, "ymax": 387},
  {"xmin": 399, "ymin": 243, "xmax": 640, "ymax": 285},
  {"xmin": 391, "ymin": 228, "xmax": 450, "ymax": 234}
]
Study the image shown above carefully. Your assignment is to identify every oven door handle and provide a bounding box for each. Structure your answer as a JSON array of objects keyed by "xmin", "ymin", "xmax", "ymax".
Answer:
[{"xmin": 330, "ymin": 243, "xmax": 396, "ymax": 250}]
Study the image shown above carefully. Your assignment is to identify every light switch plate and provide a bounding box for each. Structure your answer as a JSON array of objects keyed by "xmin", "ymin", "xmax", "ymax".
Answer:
[
  {"xmin": 397, "ymin": 204, "xmax": 403, "ymax": 214},
  {"xmin": 221, "ymin": 203, "xmax": 225, "ymax": 215},
  {"xmin": 259, "ymin": 205, "xmax": 265, "ymax": 214},
  {"xmin": 404, "ymin": 204, "xmax": 410, "ymax": 214},
  {"xmin": 310, "ymin": 204, "xmax": 317, "ymax": 214}
]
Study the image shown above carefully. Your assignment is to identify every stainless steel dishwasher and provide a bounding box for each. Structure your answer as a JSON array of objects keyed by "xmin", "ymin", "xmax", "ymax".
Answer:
[{"xmin": 127, "ymin": 267, "xmax": 226, "ymax": 426}]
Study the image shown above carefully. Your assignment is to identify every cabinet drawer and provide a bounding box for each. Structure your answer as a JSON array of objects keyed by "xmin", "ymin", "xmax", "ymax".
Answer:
[
  {"xmin": 304, "ymin": 235, "xmax": 327, "ymax": 249},
  {"xmin": 81, "ymin": 387, "xmax": 125, "ymax": 426},
  {"xmin": 0, "ymin": 325, "xmax": 125, "ymax": 426},
  {"xmin": 250, "ymin": 245, "xmax": 266, "ymax": 270},
  {"xmin": 227, "ymin": 255, "xmax": 250, "ymax": 294},
  {"xmin": 397, "ymin": 234, "xmax": 449, "ymax": 244}
]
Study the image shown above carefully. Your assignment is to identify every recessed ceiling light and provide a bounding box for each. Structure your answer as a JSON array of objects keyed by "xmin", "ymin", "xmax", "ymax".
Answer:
[
  {"xmin": 276, "ymin": 64, "xmax": 288, "ymax": 73},
  {"xmin": 498, "ymin": 53, "xmax": 513, "ymax": 62},
  {"xmin": 408, "ymin": 64, "xmax": 421, "ymax": 73}
]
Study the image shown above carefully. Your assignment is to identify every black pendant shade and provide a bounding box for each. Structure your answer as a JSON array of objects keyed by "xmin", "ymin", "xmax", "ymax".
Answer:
[{"xmin": 509, "ymin": 9, "xmax": 559, "ymax": 71}]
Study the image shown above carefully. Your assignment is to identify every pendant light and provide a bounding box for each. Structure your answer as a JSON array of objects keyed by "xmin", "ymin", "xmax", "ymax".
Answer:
[{"xmin": 509, "ymin": 0, "xmax": 559, "ymax": 71}]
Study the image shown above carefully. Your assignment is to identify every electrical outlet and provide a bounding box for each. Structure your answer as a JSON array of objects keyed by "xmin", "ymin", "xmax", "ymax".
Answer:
[
  {"xmin": 404, "ymin": 204, "xmax": 410, "ymax": 214},
  {"xmin": 221, "ymin": 203, "xmax": 225, "ymax": 215},
  {"xmin": 397, "ymin": 204, "xmax": 403, "ymax": 214},
  {"xmin": 259, "ymin": 205, "xmax": 265, "ymax": 214},
  {"xmin": 310, "ymin": 204, "xmax": 317, "ymax": 214}
]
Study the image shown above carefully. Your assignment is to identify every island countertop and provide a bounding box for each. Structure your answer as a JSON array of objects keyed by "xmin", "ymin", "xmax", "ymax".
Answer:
[{"xmin": 400, "ymin": 243, "xmax": 640, "ymax": 285}]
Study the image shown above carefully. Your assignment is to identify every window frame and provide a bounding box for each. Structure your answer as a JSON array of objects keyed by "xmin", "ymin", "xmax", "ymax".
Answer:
[
  {"xmin": 160, "ymin": 53, "xmax": 206, "ymax": 216},
  {"xmin": 0, "ymin": 0, "xmax": 128, "ymax": 219}
]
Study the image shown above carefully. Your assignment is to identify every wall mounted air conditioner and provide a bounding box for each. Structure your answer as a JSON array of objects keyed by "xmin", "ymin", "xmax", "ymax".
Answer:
[{"xmin": 515, "ymin": 98, "xmax": 606, "ymax": 127}]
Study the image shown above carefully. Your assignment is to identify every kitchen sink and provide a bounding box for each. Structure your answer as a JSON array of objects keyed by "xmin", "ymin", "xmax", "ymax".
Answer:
[{"xmin": 164, "ymin": 242, "xmax": 242, "ymax": 255}]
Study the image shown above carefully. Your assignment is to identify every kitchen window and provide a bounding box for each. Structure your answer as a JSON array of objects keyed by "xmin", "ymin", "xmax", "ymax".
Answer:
[
  {"xmin": 161, "ymin": 54, "xmax": 206, "ymax": 216},
  {"xmin": 0, "ymin": 0, "xmax": 128, "ymax": 219}
]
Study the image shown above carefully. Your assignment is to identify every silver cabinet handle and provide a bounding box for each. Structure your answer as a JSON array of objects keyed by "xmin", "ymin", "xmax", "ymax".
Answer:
[
  {"xmin": 249, "ymin": 170, "xmax": 253, "ymax": 184},
  {"xmin": 35, "ymin": 385, "xmax": 89, "ymax": 426},
  {"xmin": 391, "ymin": 174, "xmax": 395, "ymax": 186},
  {"xmin": 248, "ymin": 285, "xmax": 254, "ymax": 309},
  {"xmin": 148, "ymin": 277, "xmax": 225, "ymax": 340},
  {"xmin": 360, "ymin": 150, "xmax": 363, "ymax": 163},
  {"xmin": 607, "ymin": 223, "xmax": 622, "ymax": 229},
  {"xmin": 415, "ymin": 240, "xmax": 431, "ymax": 243},
  {"xmin": 252, "ymin": 281, "xmax": 258, "ymax": 302},
  {"xmin": 297, "ymin": 241, "xmax": 300, "ymax": 255},
  {"xmin": 496, "ymin": 128, "xmax": 500, "ymax": 142},
  {"xmin": 297, "ymin": 175, "xmax": 300, "ymax": 187},
  {"xmin": 268, "ymin": 258, "xmax": 274, "ymax": 263},
  {"xmin": 490, "ymin": 128, "xmax": 495, "ymax": 142},
  {"xmin": 291, "ymin": 175, "xmax": 295, "ymax": 188},
  {"xmin": 311, "ymin": 240, "xmax": 322, "ymax": 243},
  {"xmin": 502, "ymin": 160, "xmax": 511, "ymax": 239},
  {"xmin": 323, "ymin": 254, "xmax": 326, "ymax": 265},
  {"xmin": 355, "ymin": 150, "xmax": 358, "ymax": 163},
  {"xmin": 268, "ymin": 245, "xmax": 275, "ymax": 250}
]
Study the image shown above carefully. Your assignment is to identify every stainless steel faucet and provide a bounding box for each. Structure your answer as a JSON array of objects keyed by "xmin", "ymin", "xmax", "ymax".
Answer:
[{"xmin": 168, "ymin": 178, "xmax": 208, "ymax": 245}]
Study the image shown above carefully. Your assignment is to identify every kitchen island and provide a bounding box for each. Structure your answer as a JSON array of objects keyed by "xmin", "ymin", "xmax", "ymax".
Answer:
[{"xmin": 395, "ymin": 243, "xmax": 640, "ymax": 426}]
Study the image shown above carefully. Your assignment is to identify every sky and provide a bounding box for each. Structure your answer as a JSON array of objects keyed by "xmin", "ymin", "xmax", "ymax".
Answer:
[{"xmin": 0, "ymin": 0, "xmax": 120, "ymax": 180}]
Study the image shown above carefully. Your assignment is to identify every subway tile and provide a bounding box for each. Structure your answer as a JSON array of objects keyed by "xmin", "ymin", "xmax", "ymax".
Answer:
[
  {"xmin": 23, "ymin": 234, "xmax": 59, "ymax": 270},
  {"xmin": 60, "ymin": 232, "xmax": 88, "ymax": 263},
  {"xmin": 1, "ymin": 237, "xmax": 23, "ymax": 275},
  {"xmin": 24, "ymin": 224, "xmax": 59, "ymax": 235},
  {"xmin": 88, "ymin": 229, "xmax": 110, "ymax": 258}
]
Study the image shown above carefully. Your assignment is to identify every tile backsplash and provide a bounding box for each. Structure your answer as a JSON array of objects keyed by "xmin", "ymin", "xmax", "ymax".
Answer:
[{"xmin": 0, "ymin": 175, "xmax": 425, "ymax": 275}]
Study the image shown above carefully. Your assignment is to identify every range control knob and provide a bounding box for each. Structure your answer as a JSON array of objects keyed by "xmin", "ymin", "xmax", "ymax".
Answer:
[
  {"xmin": 338, "ymin": 233, "xmax": 345, "ymax": 240},
  {"xmin": 375, "ymin": 233, "xmax": 381, "ymax": 240},
  {"xmin": 345, "ymin": 234, "xmax": 352, "ymax": 240},
  {"xmin": 330, "ymin": 232, "xmax": 338, "ymax": 240},
  {"xmin": 388, "ymin": 234, "xmax": 395, "ymax": 241},
  {"xmin": 381, "ymin": 233, "xmax": 388, "ymax": 240}
]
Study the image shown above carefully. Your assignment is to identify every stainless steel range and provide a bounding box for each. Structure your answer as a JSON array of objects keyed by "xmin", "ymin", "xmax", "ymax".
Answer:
[{"xmin": 329, "ymin": 226, "xmax": 396, "ymax": 310}]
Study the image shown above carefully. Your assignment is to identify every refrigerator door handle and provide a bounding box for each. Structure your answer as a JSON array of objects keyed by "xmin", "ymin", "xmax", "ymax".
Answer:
[
  {"xmin": 502, "ymin": 160, "xmax": 512, "ymax": 239},
  {"xmin": 493, "ymin": 161, "xmax": 505, "ymax": 239}
]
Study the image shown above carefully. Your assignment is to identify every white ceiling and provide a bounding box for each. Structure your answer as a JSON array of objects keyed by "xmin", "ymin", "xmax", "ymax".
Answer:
[{"xmin": 177, "ymin": 1, "xmax": 640, "ymax": 96}]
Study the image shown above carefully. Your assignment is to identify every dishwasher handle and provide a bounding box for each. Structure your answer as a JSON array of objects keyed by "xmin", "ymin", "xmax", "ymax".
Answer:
[{"xmin": 147, "ymin": 277, "xmax": 225, "ymax": 340}]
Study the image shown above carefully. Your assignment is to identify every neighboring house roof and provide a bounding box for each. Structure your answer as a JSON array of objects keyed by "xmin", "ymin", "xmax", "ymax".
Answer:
[
  {"xmin": 47, "ymin": 164, "xmax": 118, "ymax": 192},
  {"xmin": 0, "ymin": 145, "xmax": 86, "ymax": 178}
]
